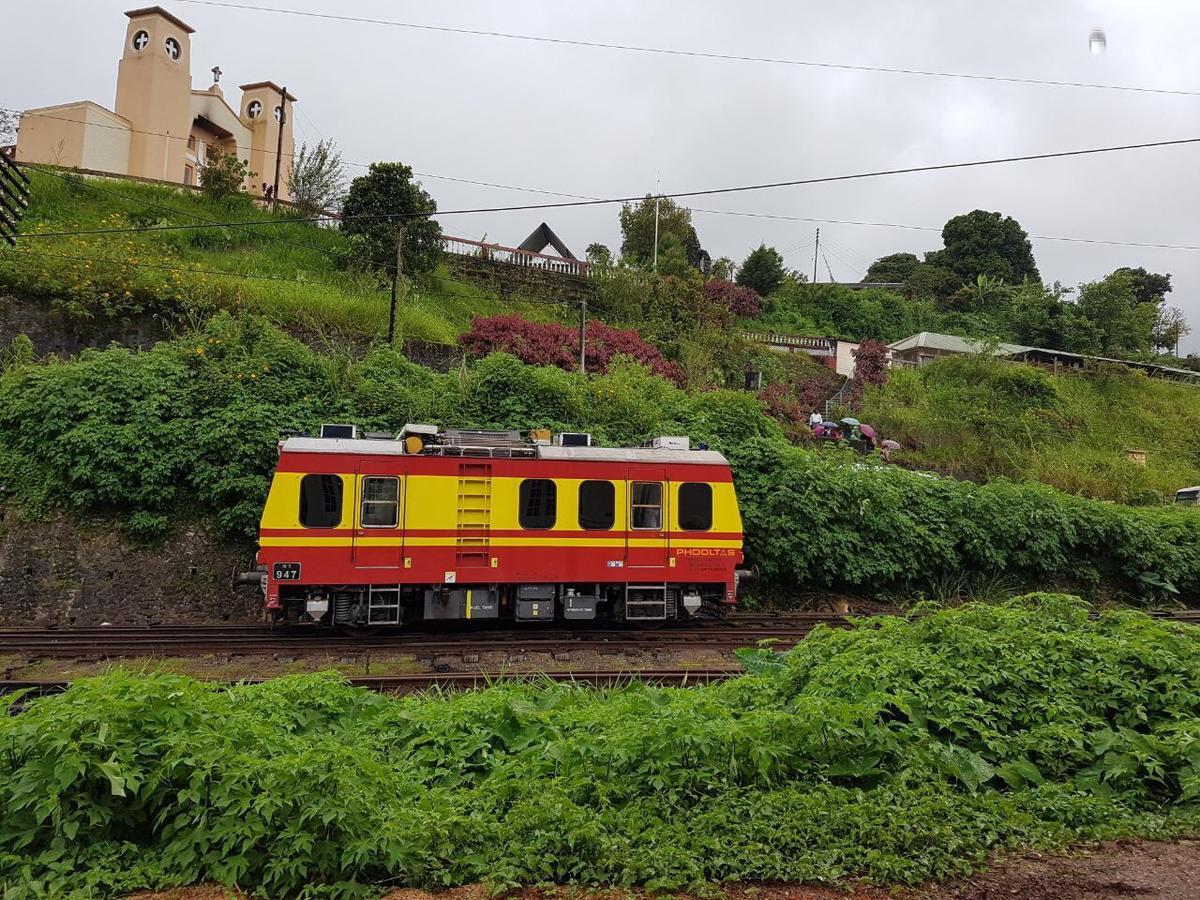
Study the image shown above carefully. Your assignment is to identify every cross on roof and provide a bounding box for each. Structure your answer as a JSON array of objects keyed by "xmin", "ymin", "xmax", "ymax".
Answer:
[{"xmin": 211, "ymin": 65, "xmax": 222, "ymax": 83}]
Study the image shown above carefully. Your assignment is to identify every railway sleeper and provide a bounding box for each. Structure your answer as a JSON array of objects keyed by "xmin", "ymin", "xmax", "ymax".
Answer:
[{"xmin": 279, "ymin": 582, "xmax": 724, "ymax": 630}]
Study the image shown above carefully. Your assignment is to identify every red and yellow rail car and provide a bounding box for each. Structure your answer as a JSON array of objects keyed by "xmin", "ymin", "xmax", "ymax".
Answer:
[{"xmin": 253, "ymin": 428, "xmax": 745, "ymax": 627}]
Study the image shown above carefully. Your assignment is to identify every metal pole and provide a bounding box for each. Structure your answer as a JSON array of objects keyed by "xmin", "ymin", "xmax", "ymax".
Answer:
[
  {"xmin": 271, "ymin": 85, "xmax": 287, "ymax": 207},
  {"xmin": 388, "ymin": 224, "xmax": 403, "ymax": 346},
  {"xmin": 652, "ymin": 195, "xmax": 660, "ymax": 271},
  {"xmin": 812, "ymin": 228, "xmax": 820, "ymax": 283},
  {"xmin": 579, "ymin": 298, "xmax": 587, "ymax": 374}
]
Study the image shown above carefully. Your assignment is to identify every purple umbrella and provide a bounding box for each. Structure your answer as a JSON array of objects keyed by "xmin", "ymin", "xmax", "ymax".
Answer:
[{"xmin": 860, "ymin": 424, "xmax": 876, "ymax": 439}]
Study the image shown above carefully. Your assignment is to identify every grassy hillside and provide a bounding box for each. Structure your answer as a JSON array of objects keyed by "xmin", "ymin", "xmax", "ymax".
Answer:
[
  {"xmin": 861, "ymin": 354, "xmax": 1200, "ymax": 505},
  {"xmin": 0, "ymin": 168, "xmax": 563, "ymax": 343}
]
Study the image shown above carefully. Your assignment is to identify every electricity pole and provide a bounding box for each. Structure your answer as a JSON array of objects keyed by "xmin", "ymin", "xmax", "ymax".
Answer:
[
  {"xmin": 579, "ymin": 298, "xmax": 588, "ymax": 374},
  {"xmin": 812, "ymin": 228, "xmax": 820, "ymax": 283},
  {"xmin": 388, "ymin": 224, "xmax": 404, "ymax": 346},
  {"xmin": 271, "ymin": 84, "xmax": 287, "ymax": 208},
  {"xmin": 652, "ymin": 195, "xmax": 660, "ymax": 272}
]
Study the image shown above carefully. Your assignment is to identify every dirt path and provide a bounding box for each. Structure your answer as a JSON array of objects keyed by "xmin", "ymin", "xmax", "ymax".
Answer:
[
  {"xmin": 927, "ymin": 839, "xmax": 1200, "ymax": 900},
  {"xmin": 123, "ymin": 840, "xmax": 1200, "ymax": 900}
]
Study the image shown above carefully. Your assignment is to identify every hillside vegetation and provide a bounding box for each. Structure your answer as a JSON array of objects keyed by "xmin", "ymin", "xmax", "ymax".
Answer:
[
  {"xmin": 3, "ymin": 598, "xmax": 1199, "ymax": 895},
  {"xmin": 2, "ymin": 313, "xmax": 1199, "ymax": 604},
  {"xmin": 0, "ymin": 168, "xmax": 561, "ymax": 343},
  {"xmin": 861, "ymin": 355, "xmax": 1200, "ymax": 505}
]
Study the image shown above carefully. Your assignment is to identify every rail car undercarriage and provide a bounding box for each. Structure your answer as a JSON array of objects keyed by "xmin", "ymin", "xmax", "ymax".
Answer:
[{"xmin": 274, "ymin": 582, "xmax": 729, "ymax": 628}]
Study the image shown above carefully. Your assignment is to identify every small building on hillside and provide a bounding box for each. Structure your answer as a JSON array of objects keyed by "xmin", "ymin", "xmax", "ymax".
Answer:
[
  {"xmin": 888, "ymin": 332, "xmax": 1030, "ymax": 368},
  {"xmin": 889, "ymin": 331, "xmax": 1200, "ymax": 383},
  {"xmin": 517, "ymin": 222, "xmax": 578, "ymax": 260},
  {"xmin": 742, "ymin": 333, "xmax": 863, "ymax": 378},
  {"xmin": 14, "ymin": 6, "xmax": 297, "ymax": 200}
]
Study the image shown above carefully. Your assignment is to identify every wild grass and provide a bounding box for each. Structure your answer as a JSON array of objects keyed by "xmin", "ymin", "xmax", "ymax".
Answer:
[
  {"xmin": 1, "ymin": 168, "xmax": 564, "ymax": 342},
  {"xmin": 861, "ymin": 354, "xmax": 1200, "ymax": 505}
]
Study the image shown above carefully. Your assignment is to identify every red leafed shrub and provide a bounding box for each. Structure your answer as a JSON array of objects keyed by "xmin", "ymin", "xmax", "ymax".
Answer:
[
  {"xmin": 845, "ymin": 338, "xmax": 891, "ymax": 408},
  {"xmin": 702, "ymin": 279, "xmax": 762, "ymax": 318},
  {"xmin": 459, "ymin": 315, "xmax": 683, "ymax": 383}
]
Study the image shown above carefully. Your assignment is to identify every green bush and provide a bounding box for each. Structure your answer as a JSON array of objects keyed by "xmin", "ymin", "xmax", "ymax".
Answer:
[
  {"xmin": 2, "ymin": 599, "xmax": 1198, "ymax": 896},
  {"xmin": 1, "ymin": 313, "xmax": 1199, "ymax": 602}
]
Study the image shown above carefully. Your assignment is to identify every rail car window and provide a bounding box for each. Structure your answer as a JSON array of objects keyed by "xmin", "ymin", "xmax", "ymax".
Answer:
[
  {"xmin": 678, "ymin": 482, "xmax": 713, "ymax": 531},
  {"xmin": 361, "ymin": 476, "xmax": 399, "ymax": 527},
  {"xmin": 299, "ymin": 474, "xmax": 343, "ymax": 528},
  {"xmin": 578, "ymin": 480, "xmax": 615, "ymax": 530},
  {"xmin": 519, "ymin": 479, "xmax": 557, "ymax": 529},
  {"xmin": 630, "ymin": 481, "xmax": 663, "ymax": 530}
]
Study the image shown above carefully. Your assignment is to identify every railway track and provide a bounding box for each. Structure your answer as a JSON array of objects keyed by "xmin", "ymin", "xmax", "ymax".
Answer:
[
  {"xmin": 0, "ymin": 668, "xmax": 742, "ymax": 699},
  {"xmin": 0, "ymin": 613, "xmax": 852, "ymax": 658}
]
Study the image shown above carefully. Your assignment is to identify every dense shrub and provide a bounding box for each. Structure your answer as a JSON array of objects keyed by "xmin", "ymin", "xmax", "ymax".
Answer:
[
  {"xmin": 702, "ymin": 278, "xmax": 762, "ymax": 317},
  {"xmin": 459, "ymin": 314, "xmax": 683, "ymax": 382},
  {"xmin": 2, "ymin": 314, "xmax": 1199, "ymax": 602},
  {"xmin": 731, "ymin": 438, "xmax": 1200, "ymax": 603},
  {"xmin": 2, "ymin": 599, "xmax": 1199, "ymax": 895}
]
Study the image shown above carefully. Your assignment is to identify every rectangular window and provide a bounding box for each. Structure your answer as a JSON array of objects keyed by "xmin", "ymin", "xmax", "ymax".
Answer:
[
  {"xmin": 630, "ymin": 481, "xmax": 663, "ymax": 530},
  {"xmin": 183, "ymin": 165, "xmax": 194, "ymax": 185},
  {"xmin": 519, "ymin": 479, "xmax": 557, "ymax": 529},
  {"xmin": 578, "ymin": 480, "xmax": 615, "ymax": 530},
  {"xmin": 299, "ymin": 474, "xmax": 342, "ymax": 528},
  {"xmin": 678, "ymin": 482, "xmax": 713, "ymax": 531},
  {"xmin": 361, "ymin": 476, "xmax": 399, "ymax": 527}
]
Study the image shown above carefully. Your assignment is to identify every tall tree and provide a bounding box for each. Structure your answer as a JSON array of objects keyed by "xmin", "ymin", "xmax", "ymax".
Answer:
[
  {"xmin": 584, "ymin": 242, "xmax": 612, "ymax": 267},
  {"xmin": 925, "ymin": 209, "xmax": 1040, "ymax": 283},
  {"xmin": 1112, "ymin": 267, "xmax": 1172, "ymax": 305},
  {"xmin": 340, "ymin": 162, "xmax": 442, "ymax": 274},
  {"xmin": 735, "ymin": 244, "xmax": 786, "ymax": 297},
  {"xmin": 864, "ymin": 252, "xmax": 920, "ymax": 284},
  {"xmin": 618, "ymin": 196, "xmax": 703, "ymax": 269},
  {"xmin": 1154, "ymin": 306, "xmax": 1190, "ymax": 353},
  {"xmin": 288, "ymin": 138, "xmax": 348, "ymax": 216},
  {"xmin": 1073, "ymin": 270, "xmax": 1158, "ymax": 356}
]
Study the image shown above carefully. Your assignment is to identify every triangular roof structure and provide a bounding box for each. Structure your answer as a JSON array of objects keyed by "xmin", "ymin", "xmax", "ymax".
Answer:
[{"xmin": 517, "ymin": 222, "xmax": 576, "ymax": 259}]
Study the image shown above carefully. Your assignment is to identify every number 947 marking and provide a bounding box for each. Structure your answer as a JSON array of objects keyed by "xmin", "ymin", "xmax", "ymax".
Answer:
[{"xmin": 273, "ymin": 563, "xmax": 302, "ymax": 581}]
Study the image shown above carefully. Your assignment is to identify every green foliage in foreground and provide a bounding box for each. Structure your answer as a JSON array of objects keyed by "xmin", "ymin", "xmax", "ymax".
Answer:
[
  {"xmin": 2, "ymin": 599, "xmax": 1199, "ymax": 897},
  {"xmin": 3, "ymin": 313, "xmax": 1200, "ymax": 602},
  {"xmin": 860, "ymin": 354, "xmax": 1200, "ymax": 505}
]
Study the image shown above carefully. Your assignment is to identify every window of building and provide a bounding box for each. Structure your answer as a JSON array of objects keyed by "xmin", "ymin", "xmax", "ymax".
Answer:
[
  {"xmin": 187, "ymin": 135, "xmax": 196, "ymax": 151},
  {"xmin": 131, "ymin": 30, "xmax": 150, "ymax": 52},
  {"xmin": 183, "ymin": 165, "xmax": 194, "ymax": 186},
  {"xmin": 247, "ymin": 100, "xmax": 262, "ymax": 119},
  {"xmin": 578, "ymin": 480, "xmax": 614, "ymax": 530},
  {"xmin": 299, "ymin": 474, "xmax": 342, "ymax": 528},
  {"xmin": 630, "ymin": 482, "xmax": 663, "ymax": 530},
  {"xmin": 164, "ymin": 36, "xmax": 181, "ymax": 61},
  {"xmin": 361, "ymin": 476, "xmax": 399, "ymax": 528},
  {"xmin": 519, "ymin": 479, "xmax": 557, "ymax": 529},
  {"xmin": 678, "ymin": 482, "xmax": 713, "ymax": 531}
]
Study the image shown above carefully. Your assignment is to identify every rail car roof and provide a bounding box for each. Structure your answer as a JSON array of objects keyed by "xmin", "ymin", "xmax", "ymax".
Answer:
[{"xmin": 281, "ymin": 436, "xmax": 730, "ymax": 465}]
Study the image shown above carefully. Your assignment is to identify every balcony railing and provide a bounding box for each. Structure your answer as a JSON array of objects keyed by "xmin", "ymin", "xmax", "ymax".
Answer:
[
  {"xmin": 743, "ymin": 332, "xmax": 836, "ymax": 353},
  {"xmin": 441, "ymin": 235, "xmax": 590, "ymax": 278}
]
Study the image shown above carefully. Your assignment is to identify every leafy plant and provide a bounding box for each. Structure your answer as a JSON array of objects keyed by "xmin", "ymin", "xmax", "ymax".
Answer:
[{"xmin": 2, "ymin": 599, "xmax": 1199, "ymax": 896}]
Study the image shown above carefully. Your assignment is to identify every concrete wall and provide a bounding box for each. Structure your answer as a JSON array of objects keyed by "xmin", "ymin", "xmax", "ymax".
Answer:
[
  {"xmin": 0, "ymin": 513, "xmax": 258, "ymax": 626},
  {"xmin": 445, "ymin": 253, "xmax": 597, "ymax": 307},
  {"xmin": 835, "ymin": 340, "xmax": 859, "ymax": 378}
]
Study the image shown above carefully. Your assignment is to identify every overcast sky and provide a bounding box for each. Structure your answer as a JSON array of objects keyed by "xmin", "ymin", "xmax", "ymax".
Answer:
[{"xmin": 8, "ymin": 1, "xmax": 1200, "ymax": 350}]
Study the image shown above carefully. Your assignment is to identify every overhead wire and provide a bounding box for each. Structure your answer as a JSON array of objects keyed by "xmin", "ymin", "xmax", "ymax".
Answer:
[
  {"xmin": 9, "ymin": 107, "xmax": 1200, "ymax": 254},
  {"xmin": 175, "ymin": 0, "xmax": 1200, "ymax": 99},
  {"xmin": 14, "ymin": 135, "xmax": 1200, "ymax": 246}
]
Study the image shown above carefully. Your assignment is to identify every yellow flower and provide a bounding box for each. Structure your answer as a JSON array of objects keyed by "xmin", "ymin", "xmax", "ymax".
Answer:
[{"xmin": 195, "ymin": 347, "xmax": 204, "ymax": 355}]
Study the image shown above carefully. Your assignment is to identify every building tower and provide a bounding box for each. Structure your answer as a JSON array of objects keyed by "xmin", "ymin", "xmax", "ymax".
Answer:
[
  {"xmin": 114, "ymin": 6, "xmax": 195, "ymax": 182},
  {"xmin": 238, "ymin": 82, "xmax": 297, "ymax": 201}
]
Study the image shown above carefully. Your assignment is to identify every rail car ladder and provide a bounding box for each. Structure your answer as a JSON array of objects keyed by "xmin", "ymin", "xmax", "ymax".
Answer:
[{"xmin": 455, "ymin": 462, "xmax": 493, "ymax": 569}]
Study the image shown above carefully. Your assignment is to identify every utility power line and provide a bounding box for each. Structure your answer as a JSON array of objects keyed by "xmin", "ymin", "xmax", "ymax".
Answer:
[
  {"xmin": 16, "ymin": 136, "xmax": 1200, "ymax": 247},
  {"xmin": 176, "ymin": 0, "xmax": 1200, "ymax": 99}
]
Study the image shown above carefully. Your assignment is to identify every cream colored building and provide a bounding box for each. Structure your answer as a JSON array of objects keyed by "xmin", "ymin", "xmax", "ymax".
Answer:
[{"xmin": 15, "ymin": 6, "xmax": 296, "ymax": 200}]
